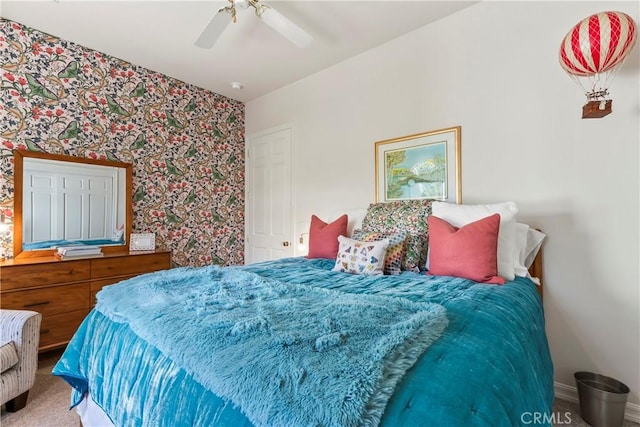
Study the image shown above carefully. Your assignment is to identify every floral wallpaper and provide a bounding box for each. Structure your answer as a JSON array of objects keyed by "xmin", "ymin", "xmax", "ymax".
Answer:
[{"xmin": 0, "ymin": 19, "xmax": 245, "ymax": 267}]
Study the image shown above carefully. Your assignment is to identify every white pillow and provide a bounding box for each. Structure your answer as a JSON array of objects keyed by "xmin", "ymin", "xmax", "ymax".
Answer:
[
  {"xmin": 332, "ymin": 236, "xmax": 389, "ymax": 276},
  {"xmin": 524, "ymin": 227, "xmax": 545, "ymax": 269},
  {"xmin": 431, "ymin": 201, "xmax": 519, "ymax": 280},
  {"xmin": 514, "ymin": 223, "xmax": 530, "ymax": 277},
  {"xmin": 513, "ymin": 223, "xmax": 546, "ymax": 277}
]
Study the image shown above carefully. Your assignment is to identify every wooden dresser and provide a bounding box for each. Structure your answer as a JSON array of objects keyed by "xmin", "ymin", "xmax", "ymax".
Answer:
[{"xmin": 0, "ymin": 250, "xmax": 171, "ymax": 352}]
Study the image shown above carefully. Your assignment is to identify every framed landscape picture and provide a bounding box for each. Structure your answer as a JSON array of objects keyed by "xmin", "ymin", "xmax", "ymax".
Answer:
[{"xmin": 375, "ymin": 126, "xmax": 461, "ymax": 203}]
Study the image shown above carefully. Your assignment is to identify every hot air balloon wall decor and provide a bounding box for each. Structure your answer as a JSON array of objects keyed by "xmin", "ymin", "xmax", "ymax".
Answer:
[{"xmin": 559, "ymin": 11, "xmax": 637, "ymax": 119}]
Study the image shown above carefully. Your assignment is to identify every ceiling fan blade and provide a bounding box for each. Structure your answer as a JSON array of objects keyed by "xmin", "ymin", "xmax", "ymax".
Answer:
[
  {"xmin": 259, "ymin": 6, "xmax": 312, "ymax": 48},
  {"xmin": 195, "ymin": 8, "xmax": 232, "ymax": 49}
]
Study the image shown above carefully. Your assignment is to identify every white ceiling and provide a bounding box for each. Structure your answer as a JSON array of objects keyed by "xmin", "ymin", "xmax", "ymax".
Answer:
[{"xmin": 1, "ymin": 1, "xmax": 477, "ymax": 102}]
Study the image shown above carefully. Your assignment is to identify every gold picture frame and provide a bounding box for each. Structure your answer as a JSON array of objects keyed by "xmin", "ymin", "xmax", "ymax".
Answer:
[{"xmin": 375, "ymin": 126, "xmax": 461, "ymax": 203}]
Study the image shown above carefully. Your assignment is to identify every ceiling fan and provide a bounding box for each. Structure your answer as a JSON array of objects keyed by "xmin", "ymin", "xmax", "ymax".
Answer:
[{"xmin": 195, "ymin": 0, "xmax": 313, "ymax": 49}]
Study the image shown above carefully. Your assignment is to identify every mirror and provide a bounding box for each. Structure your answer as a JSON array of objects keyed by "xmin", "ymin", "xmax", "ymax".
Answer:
[{"xmin": 13, "ymin": 150, "xmax": 133, "ymax": 259}]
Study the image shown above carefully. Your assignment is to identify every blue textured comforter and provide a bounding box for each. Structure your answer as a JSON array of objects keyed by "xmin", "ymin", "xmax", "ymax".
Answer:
[{"xmin": 53, "ymin": 257, "xmax": 554, "ymax": 427}]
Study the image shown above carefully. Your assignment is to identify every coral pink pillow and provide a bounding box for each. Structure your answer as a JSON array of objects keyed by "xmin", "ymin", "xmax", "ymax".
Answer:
[
  {"xmin": 427, "ymin": 213, "xmax": 505, "ymax": 284},
  {"xmin": 307, "ymin": 214, "xmax": 348, "ymax": 259}
]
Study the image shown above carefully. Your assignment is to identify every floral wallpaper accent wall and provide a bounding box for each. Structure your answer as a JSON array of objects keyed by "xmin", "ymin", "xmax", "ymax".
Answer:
[{"xmin": 0, "ymin": 19, "xmax": 245, "ymax": 266}]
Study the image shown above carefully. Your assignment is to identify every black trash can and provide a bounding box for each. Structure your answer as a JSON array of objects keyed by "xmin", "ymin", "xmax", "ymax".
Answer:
[{"xmin": 574, "ymin": 371, "xmax": 629, "ymax": 427}]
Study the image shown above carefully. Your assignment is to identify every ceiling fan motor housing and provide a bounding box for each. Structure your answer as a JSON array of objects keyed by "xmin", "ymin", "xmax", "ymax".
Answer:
[{"xmin": 233, "ymin": 0, "xmax": 250, "ymax": 10}]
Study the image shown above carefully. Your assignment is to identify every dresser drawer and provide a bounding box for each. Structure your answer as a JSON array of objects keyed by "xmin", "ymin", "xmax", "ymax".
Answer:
[
  {"xmin": 1, "ymin": 283, "xmax": 90, "ymax": 316},
  {"xmin": 91, "ymin": 252, "xmax": 170, "ymax": 279},
  {"xmin": 0, "ymin": 260, "xmax": 90, "ymax": 291},
  {"xmin": 39, "ymin": 309, "xmax": 90, "ymax": 350}
]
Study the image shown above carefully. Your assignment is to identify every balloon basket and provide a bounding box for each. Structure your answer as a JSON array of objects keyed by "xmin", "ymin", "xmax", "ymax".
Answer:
[{"xmin": 582, "ymin": 100, "xmax": 612, "ymax": 119}]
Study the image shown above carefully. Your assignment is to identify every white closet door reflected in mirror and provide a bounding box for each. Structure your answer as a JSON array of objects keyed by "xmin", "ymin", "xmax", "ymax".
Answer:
[{"xmin": 22, "ymin": 158, "xmax": 126, "ymax": 250}]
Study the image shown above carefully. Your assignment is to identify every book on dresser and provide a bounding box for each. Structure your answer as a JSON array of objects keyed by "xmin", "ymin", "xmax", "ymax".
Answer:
[
  {"xmin": 56, "ymin": 245, "xmax": 103, "ymax": 260},
  {"xmin": 55, "ymin": 252, "xmax": 105, "ymax": 260}
]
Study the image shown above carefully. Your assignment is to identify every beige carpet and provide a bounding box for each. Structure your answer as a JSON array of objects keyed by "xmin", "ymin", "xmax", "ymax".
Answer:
[
  {"xmin": 0, "ymin": 349, "xmax": 78, "ymax": 427},
  {"xmin": 1, "ymin": 349, "xmax": 638, "ymax": 427}
]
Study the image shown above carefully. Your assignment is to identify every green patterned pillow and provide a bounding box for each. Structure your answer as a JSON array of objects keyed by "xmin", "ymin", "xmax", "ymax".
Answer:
[
  {"xmin": 361, "ymin": 200, "xmax": 433, "ymax": 272},
  {"xmin": 352, "ymin": 230, "xmax": 407, "ymax": 275}
]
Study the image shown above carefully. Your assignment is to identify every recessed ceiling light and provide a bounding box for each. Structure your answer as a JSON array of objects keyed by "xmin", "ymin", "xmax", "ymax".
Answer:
[{"xmin": 230, "ymin": 82, "xmax": 243, "ymax": 90}]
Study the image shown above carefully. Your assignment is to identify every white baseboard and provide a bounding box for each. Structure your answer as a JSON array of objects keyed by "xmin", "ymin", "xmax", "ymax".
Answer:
[
  {"xmin": 555, "ymin": 381, "xmax": 580, "ymax": 403},
  {"xmin": 554, "ymin": 381, "xmax": 640, "ymax": 423}
]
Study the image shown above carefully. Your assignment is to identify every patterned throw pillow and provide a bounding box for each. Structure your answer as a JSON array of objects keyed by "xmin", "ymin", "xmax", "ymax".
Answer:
[
  {"xmin": 361, "ymin": 200, "xmax": 433, "ymax": 272},
  {"xmin": 332, "ymin": 236, "xmax": 389, "ymax": 276},
  {"xmin": 352, "ymin": 230, "xmax": 407, "ymax": 275}
]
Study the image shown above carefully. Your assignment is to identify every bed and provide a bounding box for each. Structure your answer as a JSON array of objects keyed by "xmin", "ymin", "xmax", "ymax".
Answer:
[{"xmin": 53, "ymin": 201, "xmax": 554, "ymax": 427}]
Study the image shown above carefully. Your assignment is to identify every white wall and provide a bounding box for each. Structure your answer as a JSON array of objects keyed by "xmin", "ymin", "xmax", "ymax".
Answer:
[{"xmin": 246, "ymin": 1, "xmax": 640, "ymax": 405}]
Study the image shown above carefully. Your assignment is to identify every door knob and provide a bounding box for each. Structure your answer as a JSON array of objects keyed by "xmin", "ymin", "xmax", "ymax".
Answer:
[{"xmin": 282, "ymin": 241, "xmax": 290, "ymax": 247}]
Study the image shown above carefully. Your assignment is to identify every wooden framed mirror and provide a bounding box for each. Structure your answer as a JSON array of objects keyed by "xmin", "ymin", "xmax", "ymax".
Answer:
[{"xmin": 13, "ymin": 150, "xmax": 133, "ymax": 259}]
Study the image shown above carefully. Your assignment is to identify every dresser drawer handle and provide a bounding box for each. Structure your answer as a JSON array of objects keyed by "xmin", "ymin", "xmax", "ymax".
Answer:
[
  {"xmin": 40, "ymin": 329, "xmax": 50, "ymax": 335},
  {"xmin": 24, "ymin": 301, "xmax": 50, "ymax": 308}
]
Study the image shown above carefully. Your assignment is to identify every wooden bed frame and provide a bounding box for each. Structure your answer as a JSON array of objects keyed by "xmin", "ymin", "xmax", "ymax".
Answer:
[{"xmin": 528, "ymin": 249, "xmax": 544, "ymax": 299}]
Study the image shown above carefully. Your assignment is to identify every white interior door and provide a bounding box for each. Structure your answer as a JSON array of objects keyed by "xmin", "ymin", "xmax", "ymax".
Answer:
[{"xmin": 245, "ymin": 125, "xmax": 294, "ymax": 264}]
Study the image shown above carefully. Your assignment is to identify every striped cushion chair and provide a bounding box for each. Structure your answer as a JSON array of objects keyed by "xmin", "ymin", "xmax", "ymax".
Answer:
[{"xmin": 0, "ymin": 310, "xmax": 42, "ymax": 412}]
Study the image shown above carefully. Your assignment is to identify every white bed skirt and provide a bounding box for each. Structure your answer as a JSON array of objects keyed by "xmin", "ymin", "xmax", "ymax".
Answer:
[{"xmin": 76, "ymin": 393, "xmax": 115, "ymax": 427}]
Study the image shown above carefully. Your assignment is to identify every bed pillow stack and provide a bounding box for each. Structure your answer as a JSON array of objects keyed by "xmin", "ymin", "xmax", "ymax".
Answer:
[
  {"xmin": 360, "ymin": 200, "xmax": 432, "ymax": 272},
  {"xmin": 430, "ymin": 201, "xmax": 519, "ymax": 281},
  {"xmin": 305, "ymin": 213, "xmax": 402, "ymax": 276},
  {"xmin": 311, "ymin": 200, "xmax": 544, "ymax": 282},
  {"xmin": 428, "ymin": 201, "xmax": 545, "ymax": 283}
]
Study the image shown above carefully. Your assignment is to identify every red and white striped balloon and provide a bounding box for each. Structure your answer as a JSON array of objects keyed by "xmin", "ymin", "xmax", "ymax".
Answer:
[{"xmin": 559, "ymin": 11, "xmax": 637, "ymax": 76}]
